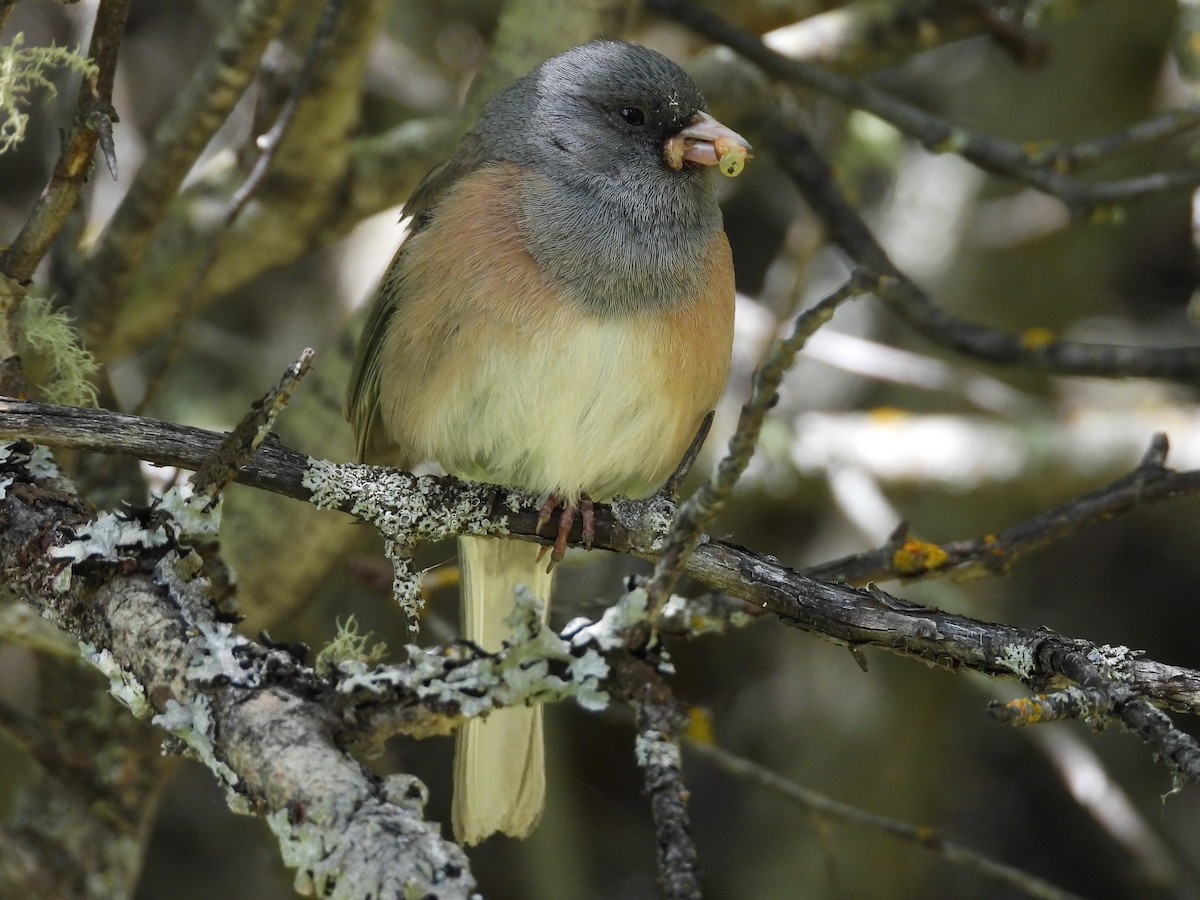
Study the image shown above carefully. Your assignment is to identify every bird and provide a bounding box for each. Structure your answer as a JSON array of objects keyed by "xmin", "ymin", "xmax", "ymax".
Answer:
[{"xmin": 345, "ymin": 39, "xmax": 749, "ymax": 845}]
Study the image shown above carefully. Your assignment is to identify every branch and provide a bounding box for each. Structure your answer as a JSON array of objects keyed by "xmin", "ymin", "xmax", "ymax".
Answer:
[
  {"xmin": 803, "ymin": 434, "xmax": 1200, "ymax": 584},
  {"xmin": 0, "ymin": 442, "xmax": 477, "ymax": 897},
  {"xmin": 611, "ymin": 653, "xmax": 700, "ymax": 900},
  {"xmin": 769, "ymin": 121, "xmax": 1200, "ymax": 382},
  {"xmin": 2, "ymin": 399, "xmax": 1198, "ymax": 730},
  {"xmin": 687, "ymin": 739, "xmax": 1085, "ymax": 900},
  {"xmin": 0, "ymin": 0, "xmax": 129, "ymax": 284},
  {"xmin": 648, "ymin": 0, "xmax": 1200, "ymax": 217},
  {"xmin": 646, "ymin": 271, "xmax": 877, "ymax": 610},
  {"xmin": 75, "ymin": 0, "xmax": 301, "ymax": 349}
]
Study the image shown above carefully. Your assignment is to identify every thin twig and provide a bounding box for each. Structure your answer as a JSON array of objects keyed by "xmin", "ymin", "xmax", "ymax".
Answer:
[
  {"xmin": 645, "ymin": 272, "xmax": 878, "ymax": 612},
  {"xmin": 804, "ymin": 434, "xmax": 1200, "ymax": 584},
  {"xmin": 612, "ymin": 653, "xmax": 701, "ymax": 900},
  {"xmin": 191, "ymin": 347, "xmax": 313, "ymax": 498},
  {"xmin": 687, "ymin": 739, "xmax": 1087, "ymax": 900}
]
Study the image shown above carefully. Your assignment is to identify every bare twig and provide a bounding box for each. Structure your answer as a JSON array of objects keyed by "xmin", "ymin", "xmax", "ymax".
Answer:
[
  {"xmin": 687, "ymin": 740, "xmax": 1086, "ymax": 900},
  {"xmin": 645, "ymin": 272, "xmax": 877, "ymax": 612},
  {"xmin": 191, "ymin": 347, "xmax": 313, "ymax": 498},
  {"xmin": 804, "ymin": 434, "xmax": 1200, "ymax": 584}
]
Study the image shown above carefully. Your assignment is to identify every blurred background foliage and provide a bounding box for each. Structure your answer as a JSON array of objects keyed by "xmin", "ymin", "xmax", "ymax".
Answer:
[{"xmin": 2, "ymin": 0, "xmax": 1200, "ymax": 897}]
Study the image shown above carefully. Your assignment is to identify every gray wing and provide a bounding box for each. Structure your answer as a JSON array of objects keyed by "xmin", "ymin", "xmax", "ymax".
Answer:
[{"xmin": 344, "ymin": 132, "xmax": 490, "ymax": 463}]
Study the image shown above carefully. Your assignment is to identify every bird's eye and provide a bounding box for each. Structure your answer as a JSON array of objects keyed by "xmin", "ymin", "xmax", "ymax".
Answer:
[{"xmin": 619, "ymin": 106, "xmax": 647, "ymax": 126}]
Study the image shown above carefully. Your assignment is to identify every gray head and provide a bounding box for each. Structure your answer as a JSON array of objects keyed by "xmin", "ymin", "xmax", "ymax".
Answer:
[{"xmin": 475, "ymin": 41, "xmax": 750, "ymax": 313}]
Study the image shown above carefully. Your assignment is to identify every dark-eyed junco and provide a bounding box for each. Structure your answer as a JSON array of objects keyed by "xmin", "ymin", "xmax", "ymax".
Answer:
[{"xmin": 345, "ymin": 40, "xmax": 750, "ymax": 845}]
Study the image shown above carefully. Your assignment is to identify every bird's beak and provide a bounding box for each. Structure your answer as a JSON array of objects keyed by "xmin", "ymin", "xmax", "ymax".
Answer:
[{"xmin": 663, "ymin": 112, "xmax": 753, "ymax": 177}]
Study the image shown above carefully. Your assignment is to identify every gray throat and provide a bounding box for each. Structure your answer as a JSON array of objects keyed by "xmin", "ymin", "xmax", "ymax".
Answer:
[{"xmin": 518, "ymin": 173, "xmax": 721, "ymax": 316}]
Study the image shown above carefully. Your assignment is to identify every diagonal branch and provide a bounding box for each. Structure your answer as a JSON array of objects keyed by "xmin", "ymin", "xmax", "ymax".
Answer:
[
  {"xmin": 803, "ymin": 434, "xmax": 1200, "ymax": 584},
  {"xmin": 769, "ymin": 121, "xmax": 1200, "ymax": 382}
]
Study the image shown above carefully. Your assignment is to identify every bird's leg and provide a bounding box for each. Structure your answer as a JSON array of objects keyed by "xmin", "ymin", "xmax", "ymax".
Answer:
[{"xmin": 534, "ymin": 494, "xmax": 595, "ymax": 566}]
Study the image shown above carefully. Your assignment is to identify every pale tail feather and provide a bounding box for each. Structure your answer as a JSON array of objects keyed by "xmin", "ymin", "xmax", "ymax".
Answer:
[{"xmin": 452, "ymin": 535, "xmax": 553, "ymax": 845}]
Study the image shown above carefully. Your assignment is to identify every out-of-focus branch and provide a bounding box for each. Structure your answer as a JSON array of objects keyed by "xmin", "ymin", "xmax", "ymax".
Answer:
[
  {"xmin": 0, "ymin": 0, "xmax": 129, "ymax": 395},
  {"xmin": 1, "ymin": 0, "xmax": 129, "ymax": 285},
  {"xmin": 687, "ymin": 739, "xmax": 1086, "ymax": 900},
  {"xmin": 649, "ymin": 0, "xmax": 1200, "ymax": 217},
  {"xmin": 770, "ymin": 121, "xmax": 1200, "ymax": 382},
  {"xmin": 75, "ymin": 0, "xmax": 302, "ymax": 351}
]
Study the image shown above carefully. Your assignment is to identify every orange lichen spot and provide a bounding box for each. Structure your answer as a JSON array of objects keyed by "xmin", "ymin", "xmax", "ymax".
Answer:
[
  {"xmin": 892, "ymin": 538, "xmax": 950, "ymax": 575},
  {"xmin": 686, "ymin": 706, "xmax": 716, "ymax": 745},
  {"xmin": 1020, "ymin": 327, "xmax": 1057, "ymax": 349},
  {"xmin": 1005, "ymin": 696, "xmax": 1046, "ymax": 724}
]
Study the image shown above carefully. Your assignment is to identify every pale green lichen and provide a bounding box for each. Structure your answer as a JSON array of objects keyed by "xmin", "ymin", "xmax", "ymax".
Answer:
[
  {"xmin": 339, "ymin": 589, "xmax": 610, "ymax": 718},
  {"xmin": 50, "ymin": 510, "xmax": 170, "ymax": 591},
  {"xmin": 0, "ymin": 34, "xmax": 97, "ymax": 154},
  {"xmin": 157, "ymin": 481, "xmax": 222, "ymax": 539},
  {"xmin": 303, "ymin": 458, "xmax": 509, "ymax": 630},
  {"xmin": 80, "ymin": 641, "xmax": 149, "ymax": 717},
  {"xmin": 993, "ymin": 642, "xmax": 1037, "ymax": 678},
  {"xmin": 16, "ymin": 295, "xmax": 100, "ymax": 407},
  {"xmin": 153, "ymin": 697, "xmax": 241, "ymax": 789},
  {"xmin": 315, "ymin": 615, "xmax": 389, "ymax": 677},
  {"xmin": 634, "ymin": 730, "xmax": 682, "ymax": 770}
]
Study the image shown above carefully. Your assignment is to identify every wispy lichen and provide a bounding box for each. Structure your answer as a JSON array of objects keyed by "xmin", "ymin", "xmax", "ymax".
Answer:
[
  {"xmin": 16, "ymin": 295, "xmax": 100, "ymax": 407},
  {"xmin": 0, "ymin": 33, "xmax": 97, "ymax": 154}
]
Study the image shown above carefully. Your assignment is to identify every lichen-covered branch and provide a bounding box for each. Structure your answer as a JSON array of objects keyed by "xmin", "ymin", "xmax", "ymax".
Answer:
[
  {"xmin": 0, "ymin": 442, "xmax": 476, "ymax": 898},
  {"xmin": 803, "ymin": 434, "xmax": 1200, "ymax": 584},
  {"xmin": 3, "ymin": 399, "xmax": 1199, "ymax": 771}
]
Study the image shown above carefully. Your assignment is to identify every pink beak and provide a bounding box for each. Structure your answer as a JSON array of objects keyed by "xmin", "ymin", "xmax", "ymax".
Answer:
[{"xmin": 674, "ymin": 111, "xmax": 753, "ymax": 168}]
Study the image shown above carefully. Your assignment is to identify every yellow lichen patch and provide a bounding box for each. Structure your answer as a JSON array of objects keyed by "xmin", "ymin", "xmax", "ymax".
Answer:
[
  {"xmin": 686, "ymin": 706, "xmax": 716, "ymax": 745},
  {"xmin": 868, "ymin": 406, "xmax": 909, "ymax": 422},
  {"xmin": 892, "ymin": 538, "xmax": 950, "ymax": 575},
  {"xmin": 1020, "ymin": 326, "xmax": 1057, "ymax": 349}
]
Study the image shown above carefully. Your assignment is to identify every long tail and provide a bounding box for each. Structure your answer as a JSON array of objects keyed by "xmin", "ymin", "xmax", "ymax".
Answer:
[{"xmin": 452, "ymin": 535, "xmax": 553, "ymax": 845}]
